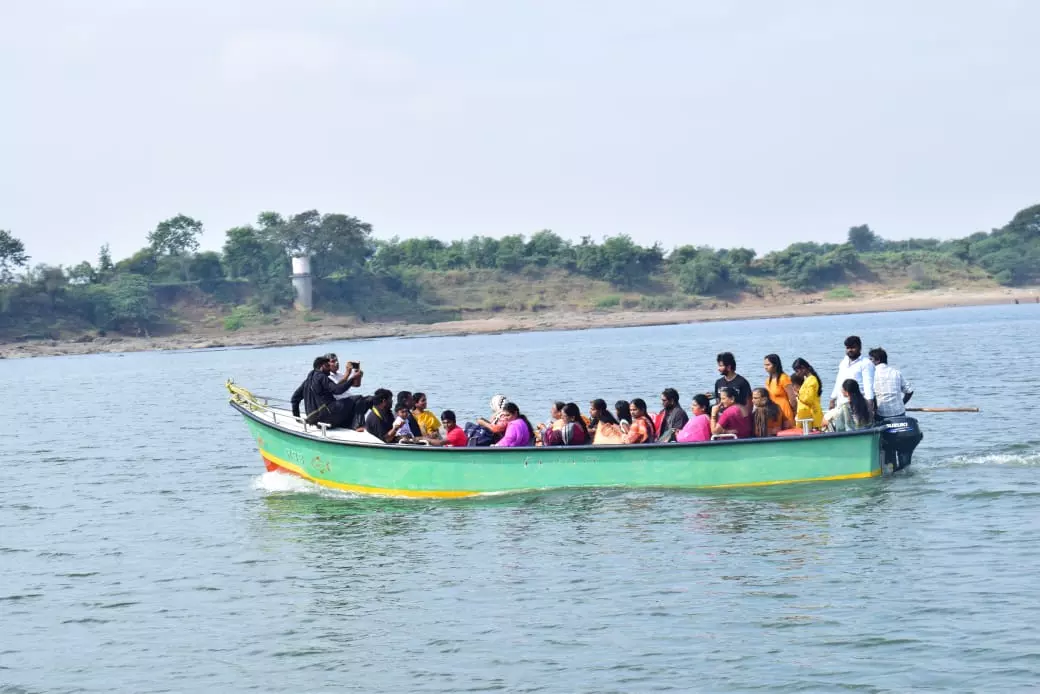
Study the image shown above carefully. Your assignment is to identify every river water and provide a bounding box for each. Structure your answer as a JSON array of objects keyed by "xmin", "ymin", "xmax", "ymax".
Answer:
[{"xmin": 2, "ymin": 304, "xmax": 1039, "ymax": 692}]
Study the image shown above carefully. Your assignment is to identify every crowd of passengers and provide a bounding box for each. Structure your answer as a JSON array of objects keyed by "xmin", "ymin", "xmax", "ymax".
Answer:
[{"xmin": 290, "ymin": 335, "xmax": 914, "ymax": 447}]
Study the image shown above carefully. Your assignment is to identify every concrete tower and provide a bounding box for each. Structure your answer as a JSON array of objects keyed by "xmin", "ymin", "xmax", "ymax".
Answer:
[{"xmin": 290, "ymin": 256, "xmax": 313, "ymax": 310}]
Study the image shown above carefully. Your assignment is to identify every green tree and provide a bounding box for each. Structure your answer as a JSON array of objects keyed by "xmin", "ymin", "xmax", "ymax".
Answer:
[
  {"xmin": 0, "ymin": 230, "xmax": 29, "ymax": 283},
  {"xmin": 847, "ymin": 224, "xmax": 883, "ymax": 252},
  {"xmin": 221, "ymin": 225, "xmax": 293, "ymax": 309},
  {"xmin": 257, "ymin": 210, "xmax": 374, "ymax": 278},
  {"xmin": 188, "ymin": 251, "xmax": 224, "ymax": 289},
  {"xmin": 149, "ymin": 215, "xmax": 203, "ymax": 256},
  {"xmin": 107, "ymin": 273, "xmax": 155, "ymax": 335},
  {"xmin": 67, "ymin": 261, "xmax": 96, "ymax": 285}
]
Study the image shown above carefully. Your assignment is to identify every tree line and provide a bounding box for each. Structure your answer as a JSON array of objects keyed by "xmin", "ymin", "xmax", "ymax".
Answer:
[{"xmin": 0, "ymin": 202, "xmax": 1037, "ymax": 336}]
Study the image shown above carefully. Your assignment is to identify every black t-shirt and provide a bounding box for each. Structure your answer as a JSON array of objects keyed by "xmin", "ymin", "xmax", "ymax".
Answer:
[
  {"xmin": 715, "ymin": 374, "xmax": 752, "ymax": 406},
  {"xmin": 365, "ymin": 407, "xmax": 392, "ymax": 441}
]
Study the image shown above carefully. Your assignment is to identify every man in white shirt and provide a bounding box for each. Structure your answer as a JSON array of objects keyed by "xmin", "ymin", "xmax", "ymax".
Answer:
[
  {"xmin": 829, "ymin": 335, "xmax": 875, "ymax": 411},
  {"xmin": 325, "ymin": 353, "xmax": 362, "ymax": 400},
  {"xmin": 868, "ymin": 347, "xmax": 913, "ymax": 419}
]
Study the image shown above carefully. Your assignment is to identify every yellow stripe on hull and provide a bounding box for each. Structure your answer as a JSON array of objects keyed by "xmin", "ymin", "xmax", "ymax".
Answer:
[
  {"xmin": 261, "ymin": 450, "xmax": 480, "ymax": 499},
  {"xmin": 701, "ymin": 468, "xmax": 881, "ymax": 489}
]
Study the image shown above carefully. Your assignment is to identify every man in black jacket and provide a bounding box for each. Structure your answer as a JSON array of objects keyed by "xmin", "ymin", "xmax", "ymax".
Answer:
[{"xmin": 290, "ymin": 356, "xmax": 358, "ymax": 427}]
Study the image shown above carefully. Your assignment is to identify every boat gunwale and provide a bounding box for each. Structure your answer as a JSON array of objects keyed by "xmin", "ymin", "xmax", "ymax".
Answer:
[{"xmin": 230, "ymin": 400, "xmax": 880, "ymax": 453}]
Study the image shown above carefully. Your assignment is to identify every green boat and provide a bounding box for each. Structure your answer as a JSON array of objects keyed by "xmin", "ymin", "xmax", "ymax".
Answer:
[{"xmin": 229, "ymin": 383, "xmax": 890, "ymax": 498}]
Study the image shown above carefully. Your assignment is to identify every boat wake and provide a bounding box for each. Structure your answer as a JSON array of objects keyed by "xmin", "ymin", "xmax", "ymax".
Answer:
[
  {"xmin": 252, "ymin": 471, "xmax": 359, "ymax": 498},
  {"xmin": 940, "ymin": 450, "xmax": 1040, "ymax": 468}
]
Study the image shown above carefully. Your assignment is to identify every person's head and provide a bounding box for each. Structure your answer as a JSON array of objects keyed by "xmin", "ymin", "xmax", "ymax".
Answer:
[
  {"xmin": 752, "ymin": 387, "xmax": 770, "ymax": 409},
  {"xmin": 313, "ymin": 356, "xmax": 331, "ymax": 372},
  {"xmin": 590, "ymin": 398, "xmax": 607, "ymax": 418},
  {"xmin": 490, "ymin": 394, "xmax": 507, "ymax": 414},
  {"xmin": 791, "ymin": 357, "xmax": 822, "ymax": 396},
  {"xmin": 502, "ymin": 402, "xmax": 520, "ymax": 421},
  {"xmin": 394, "ymin": 402, "xmax": 409, "ymax": 418},
  {"xmin": 791, "ymin": 371, "xmax": 804, "ymax": 388},
  {"xmin": 691, "ymin": 393, "xmax": 711, "ymax": 416},
  {"xmin": 397, "ymin": 391, "xmax": 413, "ymax": 409},
  {"xmin": 441, "ymin": 410, "xmax": 457, "ymax": 429},
  {"xmin": 841, "ymin": 379, "xmax": 861, "ymax": 399},
  {"xmin": 719, "ymin": 386, "xmax": 737, "ymax": 408},
  {"xmin": 324, "ymin": 353, "xmax": 339, "ymax": 372},
  {"xmin": 630, "ymin": 398, "xmax": 648, "ymax": 418},
  {"xmin": 373, "ymin": 388, "xmax": 393, "ymax": 409},
  {"xmin": 868, "ymin": 347, "xmax": 888, "ymax": 365},
  {"xmin": 763, "ymin": 354, "xmax": 783, "ymax": 381},
  {"xmin": 717, "ymin": 351, "xmax": 736, "ymax": 376},
  {"xmin": 413, "ymin": 392, "xmax": 428, "ymax": 411},
  {"xmin": 844, "ymin": 335, "xmax": 862, "ymax": 360},
  {"xmin": 563, "ymin": 402, "xmax": 581, "ymax": 422},
  {"xmin": 615, "ymin": 400, "xmax": 632, "ymax": 423},
  {"xmin": 551, "ymin": 401, "xmax": 565, "ymax": 419},
  {"xmin": 661, "ymin": 387, "xmax": 680, "ymax": 410}
]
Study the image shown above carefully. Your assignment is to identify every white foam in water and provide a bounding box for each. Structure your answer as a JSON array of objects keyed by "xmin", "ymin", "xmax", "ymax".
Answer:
[
  {"xmin": 945, "ymin": 451, "xmax": 1040, "ymax": 467},
  {"xmin": 253, "ymin": 471, "xmax": 329, "ymax": 494}
]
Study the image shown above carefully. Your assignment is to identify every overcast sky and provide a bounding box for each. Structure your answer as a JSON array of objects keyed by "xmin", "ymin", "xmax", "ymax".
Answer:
[{"xmin": 2, "ymin": 0, "xmax": 1039, "ymax": 267}]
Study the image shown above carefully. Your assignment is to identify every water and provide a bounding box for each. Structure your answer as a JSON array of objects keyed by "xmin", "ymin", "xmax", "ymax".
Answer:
[{"xmin": 3, "ymin": 304, "xmax": 1039, "ymax": 692}]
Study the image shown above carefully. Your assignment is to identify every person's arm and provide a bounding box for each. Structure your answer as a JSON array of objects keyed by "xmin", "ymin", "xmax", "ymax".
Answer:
[
  {"xmin": 902, "ymin": 375, "xmax": 914, "ymax": 405},
  {"xmin": 329, "ymin": 369, "xmax": 357, "ymax": 395},
  {"xmin": 494, "ymin": 422, "xmax": 520, "ymax": 447},
  {"xmin": 622, "ymin": 419, "xmax": 646, "ymax": 444},
  {"xmin": 862, "ymin": 363, "xmax": 876, "ymax": 412},
  {"xmin": 291, "ymin": 381, "xmax": 305, "ymax": 418},
  {"xmin": 784, "ymin": 382, "xmax": 798, "ymax": 411}
]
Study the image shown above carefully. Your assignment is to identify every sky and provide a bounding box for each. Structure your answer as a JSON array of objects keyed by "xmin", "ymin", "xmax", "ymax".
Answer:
[{"xmin": 2, "ymin": 0, "xmax": 1039, "ymax": 268}]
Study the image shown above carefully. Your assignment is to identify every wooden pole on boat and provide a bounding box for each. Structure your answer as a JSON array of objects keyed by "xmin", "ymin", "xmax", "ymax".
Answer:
[{"xmin": 906, "ymin": 407, "xmax": 980, "ymax": 413}]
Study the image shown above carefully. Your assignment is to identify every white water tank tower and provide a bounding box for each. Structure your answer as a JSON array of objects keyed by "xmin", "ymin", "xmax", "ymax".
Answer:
[{"xmin": 290, "ymin": 256, "xmax": 313, "ymax": 310}]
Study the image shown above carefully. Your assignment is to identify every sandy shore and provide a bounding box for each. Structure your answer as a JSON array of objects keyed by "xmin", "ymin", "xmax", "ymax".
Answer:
[{"xmin": 2, "ymin": 287, "xmax": 1037, "ymax": 359}]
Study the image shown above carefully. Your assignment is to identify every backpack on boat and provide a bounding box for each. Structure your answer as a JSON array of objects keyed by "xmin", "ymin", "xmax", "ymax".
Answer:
[{"xmin": 464, "ymin": 422, "xmax": 494, "ymax": 447}]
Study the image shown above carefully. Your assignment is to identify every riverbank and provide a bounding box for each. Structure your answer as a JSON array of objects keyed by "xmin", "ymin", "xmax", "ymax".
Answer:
[{"xmin": 2, "ymin": 286, "xmax": 1037, "ymax": 359}]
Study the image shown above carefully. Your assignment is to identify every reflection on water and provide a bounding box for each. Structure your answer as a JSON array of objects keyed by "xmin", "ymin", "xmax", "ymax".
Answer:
[{"xmin": 2, "ymin": 304, "xmax": 1040, "ymax": 692}]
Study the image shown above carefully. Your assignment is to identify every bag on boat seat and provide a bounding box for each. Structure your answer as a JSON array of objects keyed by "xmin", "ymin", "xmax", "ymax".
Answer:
[{"xmin": 464, "ymin": 422, "xmax": 494, "ymax": 447}]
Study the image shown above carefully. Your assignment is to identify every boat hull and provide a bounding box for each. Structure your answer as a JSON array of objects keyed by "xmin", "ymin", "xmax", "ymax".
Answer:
[{"xmin": 235, "ymin": 403, "xmax": 882, "ymax": 498}]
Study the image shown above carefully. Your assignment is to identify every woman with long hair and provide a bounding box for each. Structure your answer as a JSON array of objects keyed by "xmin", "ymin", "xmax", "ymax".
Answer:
[
  {"xmin": 623, "ymin": 398, "xmax": 657, "ymax": 444},
  {"xmin": 710, "ymin": 386, "xmax": 753, "ymax": 439},
  {"xmin": 546, "ymin": 402, "xmax": 590, "ymax": 446},
  {"xmin": 493, "ymin": 402, "xmax": 535, "ymax": 447},
  {"xmin": 791, "ymin": 358, "xmax": 824, "ymax": 429},
  {"xmin": 614, "ymin": 400, "xmax": 633, "ymax": 427},
  {"xmin": 763, "ymin": 354, "xmax": 796, "ymax": 427},
  {"xmin": 752, "ymin": 387, "xmax": 784, "ymax": 437},
  {"xmin": 827, "ymin": 379, "xmax": 873, "ymax": 431},
  {"xmin": 588, "ymin": 398, "xmax": 618, "ymax": 432}
]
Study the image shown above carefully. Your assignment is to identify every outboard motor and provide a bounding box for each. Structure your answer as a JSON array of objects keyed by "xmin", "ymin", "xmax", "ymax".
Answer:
[{"xmin": 879, "ymin": 416, "xmax": 923, "ymax": 471}]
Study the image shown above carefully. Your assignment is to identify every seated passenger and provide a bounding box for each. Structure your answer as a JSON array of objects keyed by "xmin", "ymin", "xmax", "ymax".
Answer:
[
  {"xmin": 364, "ymin": 389, "xmax": 406, "ymax": 443},
  {"xmin": 825, "ymin": 379, "xmax": 874, "ymax": 432},
  {"xmin": 290, "ymin": 356, "xmax": 358, "ymax": 427},
  {"xmin": 428, "ymin": 410, "xmax": 468, "ymax": 447},
  {"xmin": 476, "ymin": 394, "xmax": 510, "ymax": 443},
  {"xmin": 396, "ymin": 391, "xmax": 423, "ymax": 440},
  {"xmin": 614, "ymin": 400, "xmax": 633, "ymax": 430},
  {"xmin": 711, "ymin": 386, "xmax": 752, "ymax": 439},
  {"xmin": 493, "ymin": 402, "xmax": 535, "ymax": 447},
  {"xmin": 412, "ymin": 392, "xmax": 442, "ymax": 440},
  {"xmin": 623, "ymin": 399, "xmax": 657, "ymax": 444},
  {"xmin": 545, "ymin": 403, "xmax": 590, "ymax": 446},
  {"xmin": 676, "ymin": 394, "xmax": 712, "ymax": 443},
  {"xmin": 588, "ymin": 398, "xmax": 618, "ymax": 437},
  {"xmin": 656, "ymin": 387, "xmax": 690, "ymax": 442},
  {"xmin": 392, "ymin": 402, "xmax": 416, "ymax": 441},
  {"xmin": 536, "ymin": 401, "xmax": 566, "ymax": 443},
  {"xmin": 751, "ymin": 388, "xmax": 784, "ymax": 437}
]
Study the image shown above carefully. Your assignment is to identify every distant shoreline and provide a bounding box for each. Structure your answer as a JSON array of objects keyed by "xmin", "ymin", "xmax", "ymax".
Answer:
[{"xmin": 1, "ymin": 286, "xmax": 1037, "ymax": 360}]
